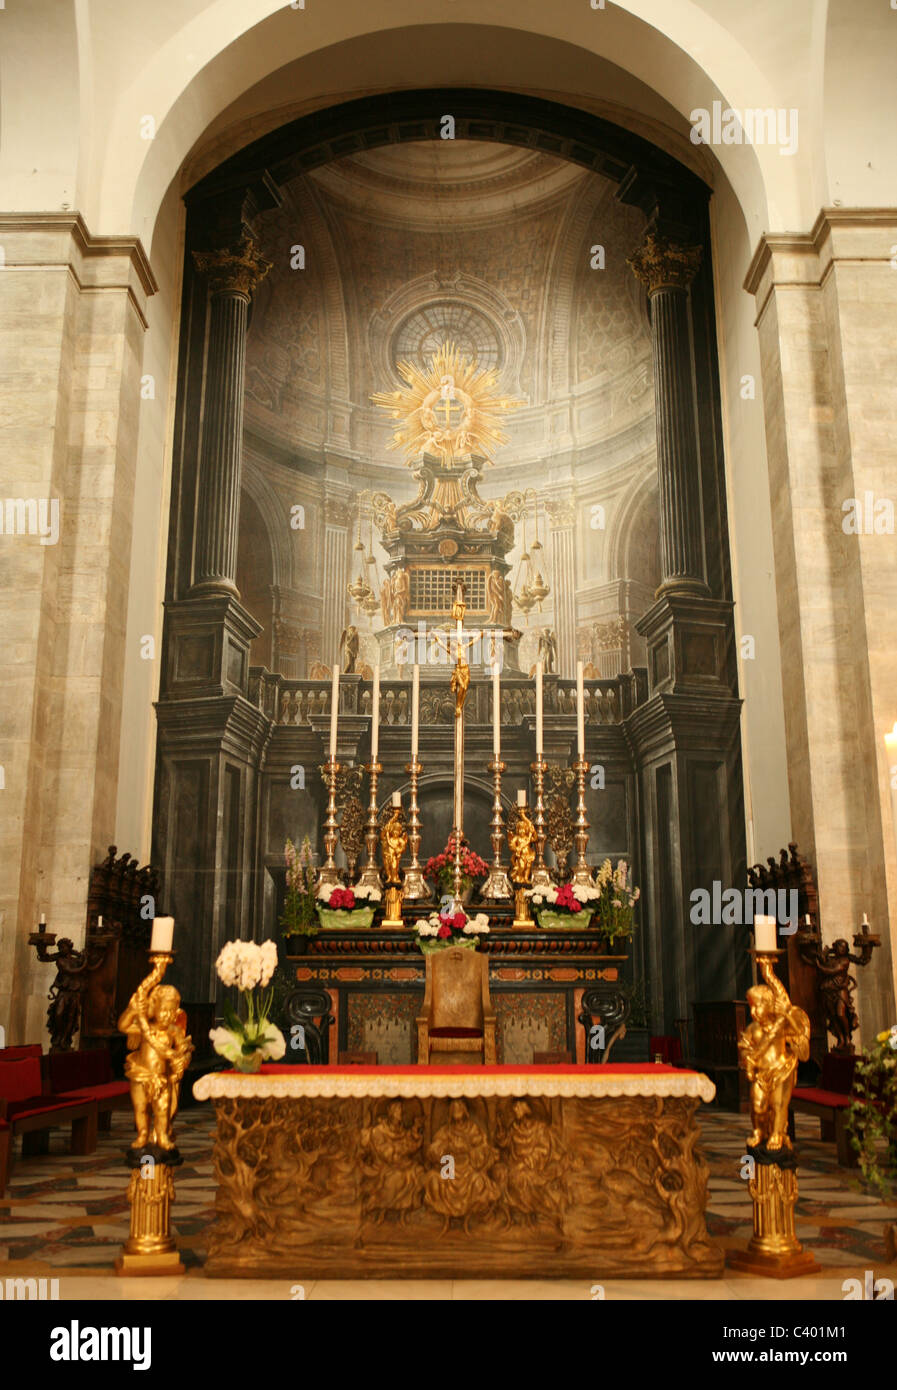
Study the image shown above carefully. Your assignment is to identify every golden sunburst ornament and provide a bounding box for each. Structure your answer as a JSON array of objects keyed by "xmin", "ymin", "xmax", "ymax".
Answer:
[{"xmin": 371, "ymin": 341, "xmax": 522, "ymax": 466}]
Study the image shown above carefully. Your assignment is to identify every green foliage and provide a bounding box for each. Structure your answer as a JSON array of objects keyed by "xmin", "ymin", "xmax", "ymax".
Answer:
[
  {"xmin": 845, "ymin": 1027, "xmax": 897, "ymax": 1198},
  {"xmin": 281, "ymin": 834, "xmax": 319, "ymax": 937}
]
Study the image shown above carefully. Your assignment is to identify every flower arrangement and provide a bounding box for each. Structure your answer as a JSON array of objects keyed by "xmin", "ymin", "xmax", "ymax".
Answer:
[
  {"xmin": 424, "ymin": 835, "xmax": 490, "ymax": 899},
  {"xmin": 316, "ymin": 880, "xmax": 381, "ymax": 929},
  {"xmin": 593, "ymin": 858, "xmax": 640, "ymax": 944},
  {"xmin": 528, "ymin": 881, "xmax": 602, "ymax": 929},
  {"xmin": 280, "ymin": 836, "xmax": 318, "ymax": 937},
  {"xmin": 415, "ymin": 903, "xmax": 490, "ymax": 953},
  {"xmin": 845, "ymin": 1024, "xmax": 897, "ymax": 1199},
  {"xmin": 210, "ymin": 939, "xmax": 286, "ymax": 1073}
]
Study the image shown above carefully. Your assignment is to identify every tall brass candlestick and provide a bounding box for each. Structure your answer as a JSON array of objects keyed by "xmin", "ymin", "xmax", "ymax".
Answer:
[
  {"xmin": 482, "ymin": 757, "xmax": 511, "ymax": 900},
  {"xmin": 317, "ymin": 754, "xmax": 342, "ymax": 889},
  {"xmin": 357, "ymin": 760, "xmax": 382, "ymax": 891},
  {"xmin": 570, "ymin": 755, "xmax": 595, "ymax": 890},
  {"xmin": 530, "ymin": 755, "xmax": 552, "ymax": 890},
  {"xmin": 403, "ymin": 758, "xmax": 428, "ymax": 900}
]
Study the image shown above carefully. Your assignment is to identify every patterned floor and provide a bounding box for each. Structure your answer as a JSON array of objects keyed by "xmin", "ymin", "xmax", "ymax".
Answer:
[{"xmin": 1, "ymin": 1107, "xmax": 895, "ymax": 1278}]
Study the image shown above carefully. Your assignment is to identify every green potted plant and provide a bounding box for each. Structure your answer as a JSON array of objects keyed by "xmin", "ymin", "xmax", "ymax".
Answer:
[
  {"xmin": 424, "ymin": 835, "xmax": 489, "ymax": 903},
  {"xmin": 414, "ymin": 904, "xmax": 490, "ymax": 954},
  {"xmin": 845, "ymin": 1024, "xmax": 897, "ymax": 1202},
  {"xmin": 527, "ymin": 881, "xmax": 600, "ymax": 929},
  {"xmin": 315, "ymin": 882, "xmax": 381, "ymax": 929},
  {"xmin": 280, "ymin": 836, "xmax": 319, "ymax": 938},
  {"xmin": 593, "ymin": 858, "xmax": 640, "ymax": 947}
]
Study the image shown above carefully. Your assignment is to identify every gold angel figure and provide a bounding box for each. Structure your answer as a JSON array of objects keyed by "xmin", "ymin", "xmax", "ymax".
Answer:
[
  {"xmin": 118, "ymin": 957, "xmax": 193, "ymax": 1151},
  {"xmin": 508, "ymin": 806, "xmax": 537, "ymax": 885},
  {"xmin": 739, "ymin": 956, "xmax": 810, "ymax": 1151},
  {"xmin": 380, "ymin": 805, "xmax": 408, "ymax": 884}
]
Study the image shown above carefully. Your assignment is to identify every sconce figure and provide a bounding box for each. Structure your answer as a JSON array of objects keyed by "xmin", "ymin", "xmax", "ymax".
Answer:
[
  {"xmin": 739, "ymin": 956, "xmax": 810, "ymax": 1152},
  {"xmin": 118, "ymin": 956, "xmax": 193, "ymax": 1152}
]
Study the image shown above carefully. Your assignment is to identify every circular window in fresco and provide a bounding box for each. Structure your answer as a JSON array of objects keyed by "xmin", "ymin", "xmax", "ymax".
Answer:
[{"xmin": 392, "ymin": 302, "xmax": 503, "ymax": 375}]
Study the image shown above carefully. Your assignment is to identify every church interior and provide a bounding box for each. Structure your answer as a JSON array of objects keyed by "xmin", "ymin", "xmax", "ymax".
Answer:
[{"xmin": 1, "ymin": 0, "xmax": 896, "ymax": 1328}]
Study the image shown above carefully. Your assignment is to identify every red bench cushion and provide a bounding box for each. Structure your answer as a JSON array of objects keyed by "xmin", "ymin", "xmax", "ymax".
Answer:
[
  {"xmin": 792, "ymin": 1087, "xmax": 851, "ymax": 1109},
  {"xmin": 58, "ymin": 1082, "xmax": 129, "ymax": 1102},
  {"xmin": 0, "ymin": 1058, "xmax": 42, "ymax": 1103},
  {"xmin": 429, "ymin": 1027, "xmax": 484, "ymax": 1039},
  {"xmin": 6, "ymin": 1097, "xmax": 90, "ymax": 1122}
]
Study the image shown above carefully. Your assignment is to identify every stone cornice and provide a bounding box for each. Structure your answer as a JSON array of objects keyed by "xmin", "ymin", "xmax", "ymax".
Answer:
[
  {"xmin": 744, "ymin": 206, "xmax": 897, "ymax": 298},
  {"xmin": 0, "ymin": 211, "xmax": 157, "ymax": 296}
]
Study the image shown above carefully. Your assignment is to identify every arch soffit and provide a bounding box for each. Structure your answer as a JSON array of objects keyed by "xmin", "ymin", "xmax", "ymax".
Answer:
[
  {"xmin": 606, "ymin": 460, "xmax": 659, "ymax": 583},
  {"xmin": 98, "ymin": 9, "xmax": 793, "ymax": 240}
]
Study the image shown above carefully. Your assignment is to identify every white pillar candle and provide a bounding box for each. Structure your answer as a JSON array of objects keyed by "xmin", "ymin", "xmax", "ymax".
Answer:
[
  {"xmin": 492, "ymin": 662, "xmax": 501, "ymax": 757},
  {"xmin": 411, "ymin": 664, "xmax": 420, "ymax": 761},
  {"xmin": 517, "ymin": 788, "xmax": 527, "ymax": 807},
  {"xmin": 535, "ymin": 660, "xmax": 543, "ymax": 757},
  {"xmin": 391, "ymin": 790, "xmax": 401, "ymax": 808},
  {"xmin": 576, "ymin": 660, "xmax": 585, "ymax": 758},
  {"xmin": 370, "ymin": 665, "xmax": 380, "ymax": 763},
  {"xmin": 97, "ymin": 915, "xmax": 103, "ymax": 929},
  {"xmin": 753, "ymin": 915, "xmax": 777, "ymax": 953},
  {"xmin": 329, "ymin": 664, "xmax": 340, "ymax": 759},
  {"xmin": 150, "ymin": 916, "xmax": 175, "ymax": 953},
  {"xmin": 39, "ymin": 912, "xmax": 46, "ymax": 926}
]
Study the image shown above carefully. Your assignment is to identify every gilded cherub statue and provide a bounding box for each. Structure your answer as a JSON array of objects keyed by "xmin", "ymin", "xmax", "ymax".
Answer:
[
  {"xmin": 508, "ymin": 805, "xmax": 537, "ymax": 884},
  {"xmin": 739, "ymin": 957, "xmax": 810, "ymax": 1152},
  {"xmin": 118, "ymin": 956, "xmax": 193, "ymax": 1152},
  {"xmin": 380, "ymin": 805, "xmax": 408, "ymax": 885}
]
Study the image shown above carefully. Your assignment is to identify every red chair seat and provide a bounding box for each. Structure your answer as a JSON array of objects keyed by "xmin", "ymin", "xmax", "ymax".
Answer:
[
  {"xmin": 792, "ymin": 1087, "xmax": 851, "ymax": 1109},
  {"xmin": 0, "ymin": 1045, "xmax": 43, "ymax": 1061},
  {"xmin": 48, "ymin": 1049, "xmax": 114, "ymax": 1092},
  {"xmin": 6, "ymin": 1097, "xmax": 93, "ymax": 1122},
  {"xmin": 429, "ymin": 1027, "xmax": 483, "ymax": 1039}
]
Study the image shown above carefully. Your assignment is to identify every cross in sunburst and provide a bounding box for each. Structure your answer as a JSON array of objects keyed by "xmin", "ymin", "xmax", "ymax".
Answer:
[{"xmin": 371, "ymin": 342, "xmax": 523, "ymax": 466}]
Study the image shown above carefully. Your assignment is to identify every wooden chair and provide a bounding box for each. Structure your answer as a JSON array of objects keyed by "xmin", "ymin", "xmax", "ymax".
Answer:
[
  {"xmin": 790, "ymin": 1054, "xmax": 858, "ymax": 1166},
  {"xmin": 338, "ymin": 1051, "xmax": 377, "ymax": 1065},
  {"xmin": 416, "ymin": 947, "xmax": 496, "ymax": 1065}
]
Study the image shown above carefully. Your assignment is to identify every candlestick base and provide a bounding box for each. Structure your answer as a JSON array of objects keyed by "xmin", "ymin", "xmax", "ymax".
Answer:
[
  {"xmin": 482, "ymin": 867, "xmax": 512, "ymax": 901},
  {"xmin": 570, "ymin": 863, "xmax": 595, "ymax": 890},
  {"xmin": 402, "ymin": 867, "xmax": 429, "ymax": 901},
  {"xmin": 512, "ymin": 883, "xmax": 534, "ymax": 928}
]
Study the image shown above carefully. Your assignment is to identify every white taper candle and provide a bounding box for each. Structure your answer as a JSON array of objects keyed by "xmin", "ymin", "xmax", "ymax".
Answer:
[
  {"xmin": 411, "ymin": 664, "xmax": 420, "ymax": 761},
  {"xmin": 492, "ymin": 662, "xmax": 501, "ymax": 757},
  {"xmin": 370, "ymin": 665, "xmax": 380, "ymax": 763},
  {"xmin": 576, "ymin": 660, "xmax": 585, "ymax": 758},
  {"xmin": 535, "ymin": 660, "xmax": 543, "ymax": 757},
  {"xmin": 329, "ymin": 664, "xmax": 340, "ymax": 758}
]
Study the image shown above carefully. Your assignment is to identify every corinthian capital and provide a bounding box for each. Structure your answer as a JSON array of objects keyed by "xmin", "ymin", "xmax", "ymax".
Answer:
[
  {"xmin": 192, "ymin": 236, "xmax": 272, "ymax": 297},
  {"xmin": 627, "ymin": 232, "xmax": 702, "ymax": 294}
]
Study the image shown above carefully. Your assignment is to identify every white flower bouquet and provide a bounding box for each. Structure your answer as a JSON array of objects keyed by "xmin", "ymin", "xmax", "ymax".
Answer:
[
  {"xmin": 526, "ymin": 880, "xmax": 600, "ymax": 929},
  {"xmin": 315, "ymin": 881, "xmax": 382, "ymax": 928},
  {"xmin": 210, "ymin": 939, "xmax": 286, "ymax": 1072},
  {"xmin": 415, "ymin": 905, "xmax": 490, "ymax": 953}
]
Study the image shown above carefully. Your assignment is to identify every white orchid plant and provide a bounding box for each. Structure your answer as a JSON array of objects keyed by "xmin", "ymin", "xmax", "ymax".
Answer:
[{"xmin": 210, "ymin": 939, "xmax": 286, "ymax": 1071}]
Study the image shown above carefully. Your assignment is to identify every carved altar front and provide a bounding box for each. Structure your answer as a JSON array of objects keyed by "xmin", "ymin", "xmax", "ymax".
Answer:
[{"xmin": 195, "ymin": 1065, "xmax": 723, "ymax": 1279}]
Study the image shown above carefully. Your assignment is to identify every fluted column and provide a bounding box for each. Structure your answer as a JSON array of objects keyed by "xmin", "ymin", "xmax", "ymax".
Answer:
[
  {"xmin": 628, "ymin": 232, "xmax": 709, "ymax": 597},
  {"xmin": 322, "ymin": 497, "xmax": 352, "ymax": 664},
  {"xmin": 546, "ymin": 494, "xmax": 577, "ymax": 677},
  {"xmin": 191, "ymin": 238, "xmax": 271, "ymax": 596}
]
